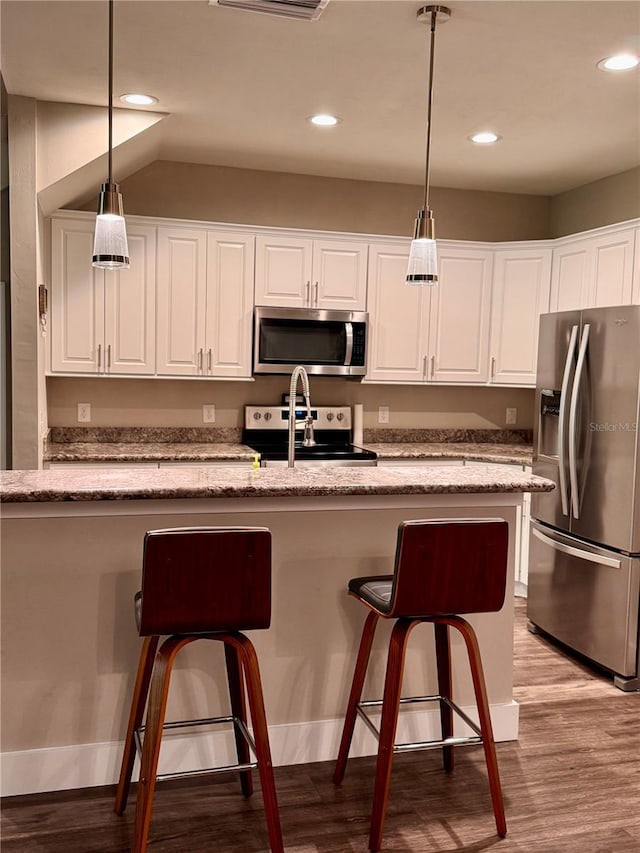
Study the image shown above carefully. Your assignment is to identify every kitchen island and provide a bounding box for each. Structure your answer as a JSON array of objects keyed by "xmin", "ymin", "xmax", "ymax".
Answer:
[{"xmin": 1, "ymin": 465, "xmax": 553, "ymax": 797}]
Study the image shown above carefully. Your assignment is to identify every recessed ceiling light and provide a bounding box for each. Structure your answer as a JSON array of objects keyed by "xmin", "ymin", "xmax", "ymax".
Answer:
[
  {"xmin": 597, "ymin": 53, "xmax": 639, "ymax": 72},
  {"xmin": 119, "ymin": 93, "xmax": 159, "ymax": 106},
  {"xmin": 470, "ymin": 131, "xmax": 501, "ymax": 145},
  {"xmin": 309, "ymin": 114, "xmax": 341, "ymax": 127}
]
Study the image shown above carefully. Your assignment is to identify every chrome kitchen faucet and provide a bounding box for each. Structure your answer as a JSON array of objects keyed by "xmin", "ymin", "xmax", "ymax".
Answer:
[{"xmin": 288, "ymin": 365, "xmax": 315, "ymax": 468}]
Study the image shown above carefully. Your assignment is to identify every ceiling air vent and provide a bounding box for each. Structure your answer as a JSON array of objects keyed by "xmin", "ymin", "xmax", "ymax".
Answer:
[{"xmin": 209, "ymin": 0, "xmax": 329, "ymax": 22}]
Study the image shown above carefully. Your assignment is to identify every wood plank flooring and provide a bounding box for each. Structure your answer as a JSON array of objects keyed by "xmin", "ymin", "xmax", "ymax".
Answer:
[{"xmin": 3, "ymin": 599, "xmax": 639, "ymax": 852}]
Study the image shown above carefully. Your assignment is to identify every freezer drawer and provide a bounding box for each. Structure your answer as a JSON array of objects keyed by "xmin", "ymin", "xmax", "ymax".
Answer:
[{"xmin": 528, "ymin": 521, "xmax": 640, "ymax": 678}]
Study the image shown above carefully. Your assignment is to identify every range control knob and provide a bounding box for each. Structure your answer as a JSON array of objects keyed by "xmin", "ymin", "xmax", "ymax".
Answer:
[
  {"xmin": 264, "ymin": 412, "xmax": 272, "ymax": 421},
  {"xmin": 253, "ymin": 412, "xmax": 261, "ymax": 420},
  {"xmin": 336, "ymin": 412, "xmax": 345, "ymax": 421},
  {"xmin": 326, "ymin": 412, "xmax": 334, "ymax": 422}
]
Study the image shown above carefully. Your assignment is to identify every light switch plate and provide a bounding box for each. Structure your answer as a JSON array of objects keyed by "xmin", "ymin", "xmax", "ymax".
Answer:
[
  {"xmin": 203, "ymin": 405, "xmax": 216, "ymax": 424},
  {"xmin": 506, "ymin": 407, "xmax": 517, "ymax": 425},
  {"xmin": 77, "ymin": 403, "xmax": 91, "ymax": 423},
  {"xmin": 378, "ymin": 406, "xmax": 390, "ymax": 424}
]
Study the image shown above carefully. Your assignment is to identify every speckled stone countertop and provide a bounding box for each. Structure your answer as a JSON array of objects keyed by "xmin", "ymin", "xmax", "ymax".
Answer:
[
  {"xmin": 0, "ymin": 464, "xmax": 554, "ymax": 503},
  {"xmin": 45, "ymin": 427, "xmax": 533, "ymax": 465}
]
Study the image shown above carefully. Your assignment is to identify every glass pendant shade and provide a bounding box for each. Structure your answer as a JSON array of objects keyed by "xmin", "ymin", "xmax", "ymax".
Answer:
[
  {"xmin": 407, "ymin": 237, "xmax": 438, "ymax": 285},
  {"xmin": 92, "ymin": 182, "xmax": 130, "ymax": 269},
  {"xmin": 406, "ymin": 207, "xmax": 438, "ymax": 284}
]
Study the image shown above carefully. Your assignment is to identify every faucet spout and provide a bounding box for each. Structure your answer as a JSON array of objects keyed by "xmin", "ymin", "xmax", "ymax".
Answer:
[{"xmin": 288, "ymin": 365, "xmax": 315, "ymax": 468}]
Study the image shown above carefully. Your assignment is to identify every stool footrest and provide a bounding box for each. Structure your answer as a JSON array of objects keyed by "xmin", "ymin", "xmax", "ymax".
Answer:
[
  {"xmin": 134, "ymin": 714, "xmax": 258, "ymax": 782},
  {"xmin": 356, "ymin": 693, "xmax": 484, "ymax": 754}
]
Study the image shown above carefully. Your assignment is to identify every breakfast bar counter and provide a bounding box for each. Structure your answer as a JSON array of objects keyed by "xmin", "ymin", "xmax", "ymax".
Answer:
[{"xmin": 1, "ymin": 465, "xmax": 553, "ymax": 797}]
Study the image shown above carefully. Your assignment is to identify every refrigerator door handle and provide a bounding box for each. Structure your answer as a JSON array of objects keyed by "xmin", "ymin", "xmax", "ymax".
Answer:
[
  {"xmin": 558, "ymin": 324, "xmax": 579, "ymax": 516},
  {"xmin": 568, "ymin": 323, "xmax": 590, "ymax": 519},
  {"xmin": 532, "ymin": 527, "xmax": 622, "ymax": 569}
]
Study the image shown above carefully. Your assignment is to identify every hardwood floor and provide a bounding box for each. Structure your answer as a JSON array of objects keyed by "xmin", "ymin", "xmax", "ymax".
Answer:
[{"xmin": 3, "ymin": 599, "xmax": 639, "ymax": 852}]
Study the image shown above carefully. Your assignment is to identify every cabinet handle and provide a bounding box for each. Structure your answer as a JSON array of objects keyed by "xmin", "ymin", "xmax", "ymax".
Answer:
[
  {"xmin": 491, "ymin": 356, "xmax": 496, "ymax": 378},
  {"xmin": 107, "ymin": 344, "xmax": 111, "ymax": 370},
  {"xmin": 305, "ymin": 280, "xmax": 311, "ymax": 305},
  {"xmin": 422, "ymin": 355, "xmax": 427, "ymax": 379},
  {"xmin": 198, "ymin": 348, "xmax": 204, "ymax": 371},
  {"xmin": 97, "ymin": 344, "xmax": 102, "ymax": 370},
  {"xmin": 207, "ymin": 348, "xmax": 212, "ymax": 372},
  {"xmin": 314, "ymin": 281, "xmax": 318, "ymax": 306},
  {"xmin": 430, "ymin": 355, "xmax": 435, "ymax": 379}
]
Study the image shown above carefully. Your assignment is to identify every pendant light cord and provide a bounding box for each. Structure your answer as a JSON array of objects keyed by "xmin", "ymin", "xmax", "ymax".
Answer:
[
  {"xmin": 108, "ymin": 0, "xmax": 114, "ymax": 184},
  {"xmin": 422, "ymin": 9, "xmax": 437, "ymax": 211}
]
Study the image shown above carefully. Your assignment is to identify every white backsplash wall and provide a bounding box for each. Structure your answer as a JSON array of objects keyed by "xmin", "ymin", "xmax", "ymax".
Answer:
[{"xmin": 46, "ymin": 376, "xmax": 535, "ymax": 431}]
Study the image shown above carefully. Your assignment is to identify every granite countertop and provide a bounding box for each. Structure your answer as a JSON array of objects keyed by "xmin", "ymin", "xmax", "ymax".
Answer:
[
  {"xmin": 0, "ymin": 464, "xmax": 554, "ymax": 503},
  {"xmin": 368, "ymin": 442, "xmax": 533, "ymax": 465},
  {"xmin": 45, "ymin": 442, "xmax": 257, "ymax": 463}
]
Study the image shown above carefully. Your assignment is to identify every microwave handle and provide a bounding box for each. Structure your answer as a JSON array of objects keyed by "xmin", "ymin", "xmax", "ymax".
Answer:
[{"xmin": 344, "ymin": 322, "xmax": 354, "ymax": 366}]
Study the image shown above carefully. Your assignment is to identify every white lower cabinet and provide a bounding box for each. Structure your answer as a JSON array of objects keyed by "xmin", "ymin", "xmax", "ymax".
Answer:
[
  {"xmin": 50, "ymin": 218, "xmax": 156, "ymax": 375},
  {"xmin": 366, "ymin": 242, "xmax": 492, "ymax": 384},
  {"xmin": 156, "ymin": 228, "xmax": 254, "ymax": 378}
]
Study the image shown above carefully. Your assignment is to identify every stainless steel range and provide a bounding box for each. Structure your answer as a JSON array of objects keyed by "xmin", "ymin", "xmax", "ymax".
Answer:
[{"xmin": 243, "ymin": 405, "xmax": 377, "ymax": 467}]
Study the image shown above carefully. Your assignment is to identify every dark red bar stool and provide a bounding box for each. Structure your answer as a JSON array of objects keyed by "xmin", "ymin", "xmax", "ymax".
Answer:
[
  {"xmin": 333, "ymin": 517, "xmax": 509, "ymax": 852},
  {"xmin": 115, "ymin": 526, "xmax": 283, "ymax": 853}
]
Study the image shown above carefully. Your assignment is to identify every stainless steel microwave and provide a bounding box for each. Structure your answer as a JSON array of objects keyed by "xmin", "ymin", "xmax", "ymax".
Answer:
[{"xmin": 253, "ymin": 307, "xmax": 368, "ymax": 376}]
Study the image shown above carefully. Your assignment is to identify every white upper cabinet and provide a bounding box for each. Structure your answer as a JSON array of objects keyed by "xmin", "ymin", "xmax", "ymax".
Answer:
[
  {"xmin": 50, "ymin": 217, "xmax": 156, "ymax": 375},
  {"xmin": 428, "ymin": 245, "xmax": 493, "ymax": 384},
  {"xmin": 489, "ymin": 247, "xmax": 552, "ymax": 386},
  {"xmin": 550, "ymin": 225, "xmax": 637, "ymax": 311},
  {"xmin": 366, "ymin": 243, "xmax": 491, "ymax": 384},
  {"xmin": 366, "ymin": 243, "xmax": 430, "ymax": 382},
  {"xmin": 255, "ymin": 235, "xmax": 367, "ymax": 310},
  {"xmin": 156, "ymin": 226, "xmax": 254, "ymax": 377}
]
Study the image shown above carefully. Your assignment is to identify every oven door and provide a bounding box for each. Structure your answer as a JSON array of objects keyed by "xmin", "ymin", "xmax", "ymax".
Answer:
[
  {"xmin": 262, "ymin": 457, "xmax": 377, "ymax": 468},
  {"xmin": 253, "ymin": 307, "xmax": 367, "ymax": 376}
]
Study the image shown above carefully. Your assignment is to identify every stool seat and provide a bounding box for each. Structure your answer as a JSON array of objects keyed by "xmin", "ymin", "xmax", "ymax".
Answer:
[
  {"xmin": 334, "ymin": 517, "xmax": 509, "ymax": 852},
  {"xmin": 115, "ymin": 526, "xmax": 284, "ymax": 853}
]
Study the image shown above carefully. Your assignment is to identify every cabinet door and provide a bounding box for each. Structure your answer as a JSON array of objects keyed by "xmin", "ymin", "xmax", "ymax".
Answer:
[
  {"xmin": 550, "ymin": 242, "xmax": 590, "ymax": 311},
  {"xmin": 50, "ymin": 218, "xmax": 105, "ymax": 373},
  {"xmin": 156, "ymin": 227, "xmax": 207, "ymax": 375},
  {"xmin": 312, "ymin": 240, "xmax": 368, "ymax": 310},
  {"xmin": 489, "ymin": 249, "xmax": 552, "ymax": 386},
  {"xmin": 205, "ymin": 232, "xmax": 255, "ymax": 377},
  {"xmin": 589, "ymin": 228, "xmax": 636, "ymax": 307},
  {"xmin": 254, "ymin": 235, "xmax": 313, "ymax": 307},
  {"xmin": 103, "ymin": 223, "xmax": 156, "ymax": 375},
  {"xmin": 429, "ymin": 247, "xmax": 492, "ymax": 383},
  {"xmin": 365, "ymin": 244, "xmax": 430, "ymax": 382}
]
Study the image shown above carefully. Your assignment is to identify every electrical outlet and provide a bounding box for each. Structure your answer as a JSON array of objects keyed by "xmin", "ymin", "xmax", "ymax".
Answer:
[
  {"xmin": 203, "ymin": 405, "xmax": 216, "ymax": 424},
  {"xmin": 77, "ymin": 403, "xmax": 91, "ymax": 423},
  {"xmin": 506, "ymin": 407, "xmax": 517, "ymax": 425},
  {"xmin": 378, "ymin": 406, "xmax": 390, "ymax": 424}
]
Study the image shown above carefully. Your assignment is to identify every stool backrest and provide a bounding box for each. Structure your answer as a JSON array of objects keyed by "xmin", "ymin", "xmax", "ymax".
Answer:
[
  {"xmin": 139, "ymin": 526, "xmax": 271, "ymax": 636},
  {"xmin": 388, "ymin": 518, "xmax": 509, "ymax": 618}
]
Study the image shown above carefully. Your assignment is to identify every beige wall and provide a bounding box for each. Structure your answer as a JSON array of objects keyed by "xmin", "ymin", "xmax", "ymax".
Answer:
[
  {"xmin": 550, "ymin": 166, "xmax": 640, "ymax": 237},
  {"xmin": 47, "ymin": 375, "xmax": 535, "ymax": 431},
  {"xmin": 75, "ymin": 160, "xmax": 553, "ymax": 243}
]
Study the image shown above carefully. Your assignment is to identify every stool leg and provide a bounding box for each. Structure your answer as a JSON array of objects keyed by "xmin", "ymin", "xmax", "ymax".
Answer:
[
  {"xmin": 450, "ymin": 616, "xmax": 507, "ymax": 838},
  {"xmin": 224, "ymin": 642, "xmax": 254, "ymax": 797},
  {"xmin": 115, "ymin": 635, "xmax": 159, "ymax": 815},
  {"xmin": 333, "ymin": 609, "xmax": 379, "ymax": 785},
  {"xmin": 434, "ymin": 622, "xmax": 454, "ymax": 773},
  {"xmin": 132, "ymin": 635, "xmax": 191, "ymax": 853},
  {"xmin": 369, "ymin": 618, "xmax": 415, "ymax": 853},
  {"xmin": 228, "ymin": 633, "xmax": 284, "ymax": 853}
]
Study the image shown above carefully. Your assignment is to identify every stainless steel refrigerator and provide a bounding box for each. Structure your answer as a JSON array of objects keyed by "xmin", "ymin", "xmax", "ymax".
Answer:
[{"xmin": 528, "ymin": 305, "xmax": 640, "ymax": 691}]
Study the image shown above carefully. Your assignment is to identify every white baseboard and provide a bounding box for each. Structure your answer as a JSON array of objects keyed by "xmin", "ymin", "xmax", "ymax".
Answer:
[{"xmin": 1, "ymin": 701, "xmax": 518, "ymax": 798}]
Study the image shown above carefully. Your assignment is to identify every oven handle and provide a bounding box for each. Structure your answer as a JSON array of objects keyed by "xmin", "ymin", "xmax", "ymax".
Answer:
[{"xmin": 344, "ymin": 322, "xmax": 354, "ymax": 366}]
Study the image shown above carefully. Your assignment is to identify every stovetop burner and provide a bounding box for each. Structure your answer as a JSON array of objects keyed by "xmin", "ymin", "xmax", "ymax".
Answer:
[{"xmin": 243, "ymin": 406, "xmax": 377, "ymax": 466}]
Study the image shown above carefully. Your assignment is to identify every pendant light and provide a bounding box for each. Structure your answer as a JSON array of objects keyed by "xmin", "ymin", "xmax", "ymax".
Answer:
[
  {"xmin": 406, "ymin": 5, "xmax": 451, "ymax": 285},
  {"xmin": 92, "ymin": 0, "xmax": 130, "ymax": 269}
]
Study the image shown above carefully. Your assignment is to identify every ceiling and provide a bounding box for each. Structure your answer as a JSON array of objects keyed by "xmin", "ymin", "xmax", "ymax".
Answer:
[{"xmin": 2, "ymin": 0, "xmax": 639, "ymax": 196}]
